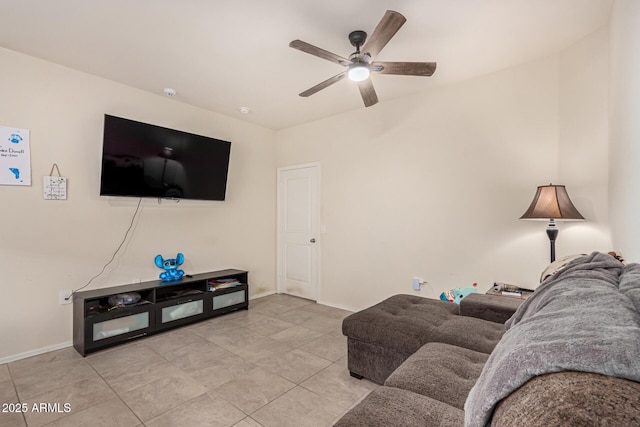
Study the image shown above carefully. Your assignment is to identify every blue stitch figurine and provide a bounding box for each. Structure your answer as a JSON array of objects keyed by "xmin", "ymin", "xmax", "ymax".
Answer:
[{"xmin": 154, "ymin": 253, "xmax": 185, "ymax": 282}]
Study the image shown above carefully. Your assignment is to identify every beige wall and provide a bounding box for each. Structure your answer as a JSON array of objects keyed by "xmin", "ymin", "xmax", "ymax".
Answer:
[
  {"xmin": 609, "ymin": 0, "xmax": 640, "ymax": 261},
  {"xmin": 0, "ymin": 20, "xmax": 617, "ymax": 360},
  {"xmin": 0, "ymin": 48, "xmax": 277, "ymax": 361},
  {"xmin": 558, "ymin": 28, "xmax": 612, "ymax": 255},
  {"xmin": 277, "ymin": 35, "xmax": 611, "ymax": 311}
]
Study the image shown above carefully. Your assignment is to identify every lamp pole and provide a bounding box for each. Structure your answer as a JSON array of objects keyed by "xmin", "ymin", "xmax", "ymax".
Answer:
[{"xmin": 546, "ymin": 219, "xmax": 558, "ymax": 262}]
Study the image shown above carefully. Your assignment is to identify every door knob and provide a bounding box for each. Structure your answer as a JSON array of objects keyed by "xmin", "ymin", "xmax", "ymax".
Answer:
[{"xmin": 310, "ymin": 238, "xmax": 316, "ymax": 243}]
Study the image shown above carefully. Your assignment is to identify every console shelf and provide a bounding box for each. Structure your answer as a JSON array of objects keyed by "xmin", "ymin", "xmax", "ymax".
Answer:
[{"xmin": 73, "ymin": 269, "xmax": 248, "ymax": 356}]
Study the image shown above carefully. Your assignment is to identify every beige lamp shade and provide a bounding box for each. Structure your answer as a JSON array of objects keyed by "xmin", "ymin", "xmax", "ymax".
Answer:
[{"xmin": 520, "ymin": 184, "xmax": 584, "ymax": 220}]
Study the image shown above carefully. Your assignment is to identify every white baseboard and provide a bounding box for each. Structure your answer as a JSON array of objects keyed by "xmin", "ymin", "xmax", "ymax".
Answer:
[
  {"xmin": 260, "ymin": 291, "xmax": 357, "ymax": 312},
  {"xmin": 250, "ymin": 290, "xmax": 276, "ymax": 300},
  {"xmin": 0, "ymin": 341, "xmax": 72, "ymax": 365},
  {"xmin": 317, "ymin": 299, "xmax": 358, "ymax": 313}
]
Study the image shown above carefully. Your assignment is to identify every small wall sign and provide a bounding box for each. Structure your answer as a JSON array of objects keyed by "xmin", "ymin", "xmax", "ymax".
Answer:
[{"xmin": 43, "ymin": 163, "xmax": 67, "ymax": 200}]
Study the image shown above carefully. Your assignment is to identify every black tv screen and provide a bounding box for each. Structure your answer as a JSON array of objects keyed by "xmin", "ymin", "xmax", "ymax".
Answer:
[{"xmin": 100, "ymin": 115, "xmax": 231, "ymax": 201}]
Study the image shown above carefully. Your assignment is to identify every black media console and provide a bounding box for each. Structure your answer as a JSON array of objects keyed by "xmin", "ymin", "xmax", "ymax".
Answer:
[{"xmin": 73, "ymin": 269, "xmax": 248, "ymax": 356}]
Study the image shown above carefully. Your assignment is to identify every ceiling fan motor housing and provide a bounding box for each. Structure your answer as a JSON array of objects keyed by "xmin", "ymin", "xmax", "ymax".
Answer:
[{"xmin": 348, "ymin": 30, "xmax": 367, "ymax": 50}]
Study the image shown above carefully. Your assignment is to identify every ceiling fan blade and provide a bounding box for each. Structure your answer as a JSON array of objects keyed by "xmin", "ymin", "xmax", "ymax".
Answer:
[
  {"xmin": 357, "ymin": 79, "xmax": 378, "ymax": 107},
  {"xmin": 371, "ymin": 61, "xmax": 437, "ymax": 76},
  {"xmin": 289, "ymin": 40, "xmax": 351, "ymax": 66},
  {"xmin": 361, "ymin": 10, "xmax": 406, "ymax": 61},
  {"xmin": 299, "ymin": 71, "xmax": 348, "ymax": 97}
]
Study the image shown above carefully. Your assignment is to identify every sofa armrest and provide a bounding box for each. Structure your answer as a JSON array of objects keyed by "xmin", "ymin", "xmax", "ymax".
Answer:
[
  {"xmin": 492, "ymin": 371, "xmax": 640, "ymax": 427},
  {"xmin": 460, "ymin": 293, "xmax": 523, "ymax": 323}
]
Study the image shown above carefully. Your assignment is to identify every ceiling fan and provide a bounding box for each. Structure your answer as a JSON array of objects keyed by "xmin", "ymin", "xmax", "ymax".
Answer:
[{"xmin": 289, "ymin": 10, "xmax": 436, "ymax": 107}]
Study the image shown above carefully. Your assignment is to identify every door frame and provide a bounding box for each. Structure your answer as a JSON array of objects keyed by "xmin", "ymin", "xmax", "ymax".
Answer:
[{"xmin": 276, "ymin": 162, "xmax": 321, "ymax": 300}]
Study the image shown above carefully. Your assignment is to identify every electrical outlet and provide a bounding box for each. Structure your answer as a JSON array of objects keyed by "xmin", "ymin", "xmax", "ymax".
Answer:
[
  {"xmin": 59, "ymin": 290, "xmax": 72, "ymax": 305},
  {"xmin": 412, "ymin": 277, "xmax": 423, "ymax": 291}
]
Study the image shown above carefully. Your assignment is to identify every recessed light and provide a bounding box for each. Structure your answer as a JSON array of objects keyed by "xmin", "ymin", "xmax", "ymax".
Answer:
[
  {"xmin": 239, "ymin": 107, "xmax": 250, "ymax": 114},
  {"xmin": 163, "ymin": 88, "xmax": 177, "ymax": 97}
]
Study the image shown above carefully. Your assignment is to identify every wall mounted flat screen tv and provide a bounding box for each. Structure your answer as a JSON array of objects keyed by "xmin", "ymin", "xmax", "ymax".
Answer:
[{"xmin": 100, "ymin": 115, "xmax": 231, "ymax": 201}]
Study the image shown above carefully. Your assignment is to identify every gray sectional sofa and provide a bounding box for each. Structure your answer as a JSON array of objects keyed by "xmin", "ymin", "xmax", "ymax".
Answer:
[{"xmin": 336, "ymin": 252, "xmax": 640, "ymax": 426}]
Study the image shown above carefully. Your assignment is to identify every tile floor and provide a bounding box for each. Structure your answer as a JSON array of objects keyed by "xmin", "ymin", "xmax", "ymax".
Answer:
[{"xmin": 0, "ymin": 294, "xmax": 378, "ymax": 427}]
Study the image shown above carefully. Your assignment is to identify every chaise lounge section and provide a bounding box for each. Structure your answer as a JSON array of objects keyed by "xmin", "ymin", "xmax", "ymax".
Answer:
[{"xmin": 342, "ymin": 294, "xmax": 506, "ymax": 385}]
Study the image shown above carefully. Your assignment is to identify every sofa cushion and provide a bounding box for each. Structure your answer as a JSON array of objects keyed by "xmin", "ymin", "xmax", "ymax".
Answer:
[
  {"xmin": 342, "ymin": 294, "xmax": 504, "ymax": 356},
  {"xmin": 539, "ymin": 253, "xmax": 586, "ymax": 282},
  {"xmin": 492, "ymin": 371, "xmax": 640, "ymax": 427},
  {"xmin": 333, "ymin": 386, "xmax": 464, "ymax": 427},
  {"xmin": 385, "ymin": 342, "xmax": 489, "ymax": 410},
  {"xmin": 459, "ymin": 293, "xmax": 523, "ymax": 324}
]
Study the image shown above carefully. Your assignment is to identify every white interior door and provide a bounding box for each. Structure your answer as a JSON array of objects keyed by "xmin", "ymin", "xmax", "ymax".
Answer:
[{"xmin": 277, "ymin": 163, "xmax": 320, "ymax": 300}]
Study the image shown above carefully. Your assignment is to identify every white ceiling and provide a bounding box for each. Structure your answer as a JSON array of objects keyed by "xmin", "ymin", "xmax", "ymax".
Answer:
[{"xmin": 0, "ymin": 0, "xmax": 612, "ymax": 130}]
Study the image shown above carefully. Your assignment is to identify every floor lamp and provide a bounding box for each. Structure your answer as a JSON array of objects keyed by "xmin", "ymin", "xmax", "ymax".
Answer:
[{"xmin": 520, "ymin": 184, "xmax": 584, "ymax": 262}]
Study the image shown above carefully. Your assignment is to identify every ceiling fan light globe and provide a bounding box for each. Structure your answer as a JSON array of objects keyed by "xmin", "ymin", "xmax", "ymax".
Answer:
[{"xmin": 348, "ymin": 64, "xmax": 370, "ymax": 82}]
